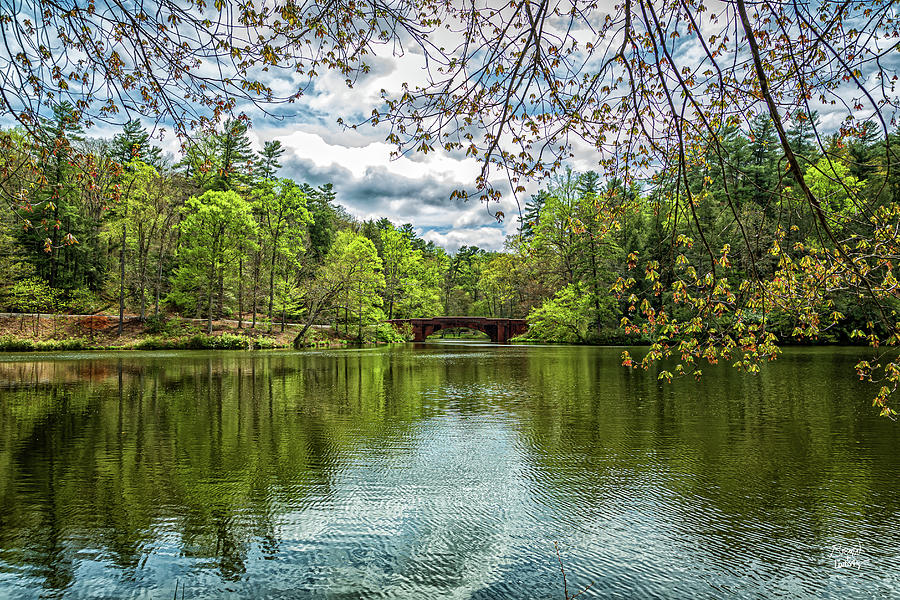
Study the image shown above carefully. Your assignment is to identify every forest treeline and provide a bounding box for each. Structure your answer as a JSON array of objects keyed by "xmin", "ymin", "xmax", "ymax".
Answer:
[
  {"xmin": 1, "ymin": 105, "xmax": 899, "ymax": 345},
  {"xmin": 0, "ymin": 106, "xmax": 530, "ymax": 343},
  {"xmin": 511, "ymin": 117, "xmax": 900, "ymax": 346}
]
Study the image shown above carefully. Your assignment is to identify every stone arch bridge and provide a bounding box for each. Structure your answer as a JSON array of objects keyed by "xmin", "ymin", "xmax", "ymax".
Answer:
[{"xmin": 387, "ymin": 317, "xmax": 528, "ymax": 343}]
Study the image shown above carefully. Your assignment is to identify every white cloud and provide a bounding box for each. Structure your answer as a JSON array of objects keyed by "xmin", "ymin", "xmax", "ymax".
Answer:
[
  {"xmin": 422, "ymin": 227, "xmax": 509, "ymax": 252},
  {"xmin": 278, "ymin": 130, "xmax": 478, "ymax": 182},
  {"xmin": 269, "ymin": 125, "xmax": 525, "ymax": 251}
]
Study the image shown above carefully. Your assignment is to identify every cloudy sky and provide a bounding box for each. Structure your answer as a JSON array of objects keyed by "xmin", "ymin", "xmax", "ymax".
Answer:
[
  {"xmin": 233, "ymin": 37, "xmax": 875, "ymax": 255},
  {"xmin": 255, "ymin": 125, "xmax": 521, "ymax": 252},
  {"xmin": 244, "ymin": 52, "xmax": 531, "ymax": 253},
  {"xmin": 100, "ymin": 39, "xmax": 533, "ymax": 253},
  {"xmin": 135, "ymin": 4, "xmax": 890, "ymax": 254}
]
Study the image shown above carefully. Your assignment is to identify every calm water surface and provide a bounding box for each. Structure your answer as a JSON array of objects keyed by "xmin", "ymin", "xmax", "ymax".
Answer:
[{"xmin": 0, "ymin": 343, "xmax": 897, "ymax": 599}]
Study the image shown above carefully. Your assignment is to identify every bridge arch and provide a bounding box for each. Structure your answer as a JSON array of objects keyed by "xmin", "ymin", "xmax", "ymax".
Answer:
[{"xmin": 387, "ymin": 317, "xmax": 527, "ymax": 343}]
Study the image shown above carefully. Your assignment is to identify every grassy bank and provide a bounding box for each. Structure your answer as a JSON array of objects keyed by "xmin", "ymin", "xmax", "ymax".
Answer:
[{"xmin": 0, "ymin": 313, "xmax": 377, "ymax": 352}]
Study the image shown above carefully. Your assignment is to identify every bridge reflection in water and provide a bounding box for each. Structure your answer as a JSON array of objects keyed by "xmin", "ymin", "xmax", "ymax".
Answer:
[{"xmin": 387, "ymin": 317, "xmax": 528, "ymax": 343}]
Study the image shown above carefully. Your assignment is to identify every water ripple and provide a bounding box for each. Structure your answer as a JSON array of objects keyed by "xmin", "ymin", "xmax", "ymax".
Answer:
[{"xmin": 0, "ymin": 346, "xmax": 898, "ymax": 598}]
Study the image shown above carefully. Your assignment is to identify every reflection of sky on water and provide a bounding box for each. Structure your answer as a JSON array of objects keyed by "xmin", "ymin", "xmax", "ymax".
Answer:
[
  {"xmin": 0, "ymin": 346, "xmax": 898, "ymax": 598},
  {"xmin": 273, "ymin": 414, "xmax": 524, "ymax": 598}
]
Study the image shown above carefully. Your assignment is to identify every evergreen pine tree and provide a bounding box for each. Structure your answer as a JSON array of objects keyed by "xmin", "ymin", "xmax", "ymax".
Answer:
[
  {"xmin": 110, "ymin": 120, "xmax": 162, "ymax": 168},
  {"xmin": 520, "ymin": 191, "xmax": 547, "ymax": 239},
  {"xmin": 27, "ymin": 102, "xmax": 85, "ymax": 288},
  {"xmin": 256, "ymin": 140, "xmax": 285, "ymax": 181},
  {"xmin": 213, "ymin": 119, "xmax": 255, "ymax": 191}
]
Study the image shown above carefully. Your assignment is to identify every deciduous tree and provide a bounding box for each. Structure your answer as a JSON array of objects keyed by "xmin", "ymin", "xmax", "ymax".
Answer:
[{"xmin": 171, "ymin": 190, "xmax": 257, "ymax": 334}]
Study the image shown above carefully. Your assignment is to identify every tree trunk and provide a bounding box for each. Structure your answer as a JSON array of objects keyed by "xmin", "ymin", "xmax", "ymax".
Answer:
[
  {"xmin": 251, "ymin": 262, "xmax": 258, "ymax": 329},
  {"xmin": 238, "ymin": 255, "xmax": 244, "ymax": 329},
  {"xmin": 296, "ymin": 302, "xmax": 322, "ymax": 341},
  {"xmin": 268, "ymin": 246, "xmax": 277, "ymax": 324},
  {"xmin": 49, "ymin": 206, "xmax": 59, "ymax": 288},
  {"xmin": 118, "ymin": 221, "xmax": 126, "ymax": 336},
  {"xmin": 139, "ymin": 259, "xmax": 147, "ymax": 321},
  {"xmin": 207, "ymin": 260, "xmax": 215, "ymax": 335},
  {"xmin": 154, "ymin": 251, "xmax": 163, "ymax": 317},
  {"xmin": 64, "ymin": 216, "xmax": 72, "ymax": 286},
  {"xmin": 155, "ymin": 230, "xmax": 173, "ymax": 318},
  {"xmin": 589, "ymin": 237, "xmax": 601, "ymax": 334},
  {"xmin": 217, "ymin": 267, "xmax": 224, "ymax": 319},
  {"xmin": 357, "ymin": 289, "xmax": 363, "ymax": 341}
]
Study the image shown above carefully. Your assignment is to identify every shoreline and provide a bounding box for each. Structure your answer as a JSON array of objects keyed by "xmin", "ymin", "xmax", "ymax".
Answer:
[
  {"xmin": 0, "ymin": 313, "xmax": 874, "ymax": 353},
  {"xmin": 0, "ymin": 313, "xmax": 382, "ymax": 352}
]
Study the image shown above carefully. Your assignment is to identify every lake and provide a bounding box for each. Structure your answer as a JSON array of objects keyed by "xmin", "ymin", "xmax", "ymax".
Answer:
[{"xmin": 0, "ymin": 344, "xmax": 897, "ymax": 599}]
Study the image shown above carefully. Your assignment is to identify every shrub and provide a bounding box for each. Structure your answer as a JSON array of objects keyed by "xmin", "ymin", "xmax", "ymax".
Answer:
[
  {"xmin": 132, "ymin": 336, "xmax": 170, "ymax": 350},
  {"xmin": 524, "ymin": 284, "xmax": 594, "ymax": 343},
  {"xmin": 144, "ymin": 314, "xmax": 170, "ymax": 335},
  {"xmin": 65, "ymin": 288, "xmax": 102, "ymax": 314},
  {"xmin": 202, "ymin": 333, "xmax": 252, "ymax": 349},
  {"xmin": 9, "ymin": 277, "xmax": 62, "ymax": 314},
  {"xmin": 133, "ymin": 333, "xmax": 281, "ymax": 351},
  {"xmin": 34, "ymin": 339, "xmax": 89, "ymax": 351},
  {"xmin": 0, "ymin": 336, "xmax": 34, "ymax": 351},
  {"xmin": 371, "ymin": 321, "xmax": 408, "ymax": 343},
  {"xmin": 0, "ymin": 336, "xmax": 89, "ymax": 352},
  {"xmin": 251, "ymin": 336, "xmax": 279, "ymax": 349}
]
